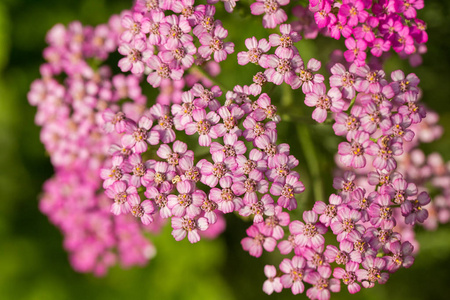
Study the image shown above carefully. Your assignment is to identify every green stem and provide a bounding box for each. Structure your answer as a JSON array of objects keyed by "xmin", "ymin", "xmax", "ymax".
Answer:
[
  {"xmin": 296, "ymin": 123, "xmax": 325, "ymax": 203},
  {"xmin": 281, "ymin": 84, "xmax": 325, "ymax": 204}
]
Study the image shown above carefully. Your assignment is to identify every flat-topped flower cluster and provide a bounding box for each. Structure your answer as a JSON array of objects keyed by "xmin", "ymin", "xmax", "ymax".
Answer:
[{"xmin": 28, "ymin": 0, "xmax": 450, "ymax": 299}]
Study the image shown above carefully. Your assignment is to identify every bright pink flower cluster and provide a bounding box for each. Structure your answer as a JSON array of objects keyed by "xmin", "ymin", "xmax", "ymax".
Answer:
[{"xmin": 307, "ymin": 0, "xmax": 428, "ymax": 66}]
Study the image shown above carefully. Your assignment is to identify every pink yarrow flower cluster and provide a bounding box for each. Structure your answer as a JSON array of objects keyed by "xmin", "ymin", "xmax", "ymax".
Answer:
[{"xmin": 29, "ymin": 1, "xmax": 449, "ymax": 299}]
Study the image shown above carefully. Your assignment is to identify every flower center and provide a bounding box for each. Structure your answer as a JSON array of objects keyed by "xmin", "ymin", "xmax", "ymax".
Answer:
[
  {"xmin": 131, "ymin": 204, "xmax": 145, "ymax": 218},
  {"xmin": 177, "ymin": 193, "xmax": 192, "ymax": 207},
  {"xmin": 133, "ymin": 163, "xmax": 146, "ymax": 177},
  {"xmin": 196, "ymin": 120, "xmax": 211, "ymax": 135}
]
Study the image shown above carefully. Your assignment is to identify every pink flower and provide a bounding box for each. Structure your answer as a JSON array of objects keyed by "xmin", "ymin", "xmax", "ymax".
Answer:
[
  {"xmin": 167, "ymin": 180, "xmax": 205, "ymax": 218},
  {"xmin": 146, "ymin": 55, "xmax": 184, "ymax": 88},
  {"xmin": 241, "ymin": 224, "xmax": 276, "ymax": 257},
  {"xmin": 118, "ymin": 39, "xmax": 152, "ymax": 74},
  {"xmin": 237, "ymin": 36, "xmax": 270, "ymax": 65},
  {"xmin": 171, "ymin": 216, "xmax": 208, "ymax": 243},
  {"xmin": 263, "ymin": 265, "xmax": 283, "ymax": 294},
  {"xmin": 250, "ymin": 0, "xmax": 289, "ymax": 29},
  {"xmin": 293, "ymin": 211, "xmax": 327, "ymax": 248},
  {"xmin": 338, "ymin": 131, "xmax": 373, "ymax": 169},
  {"xmin": 305, "ymin": 265, "xmax": 340, "ymax": 299},
  {"xmin": 185, "ymin": 108, "xmax": 221, "ymax": 146},
  {"xmin": 269, "ymin": 24, "xmax": 301, "ymax": 57},
  {"xmin": 279, "ymin": 256, "xmax": 307, "ymax": 294},
  {"xmin": 105, "ymin": 181, "xmax": 137, "ymax": 215},
  {"xmin": 305, "ymin": 83, "xmax": 345, "ymax": 123},
  {"xmin": 344, "ymin": 38, "xmax": 367, "ymax": 66},
  {"xmin": 129, "ymin": 197, "xmax": 155, "ymax": 225},
  {"xmin": 198, "ymin": 25, "xmax": 234, "ymax": 62}
]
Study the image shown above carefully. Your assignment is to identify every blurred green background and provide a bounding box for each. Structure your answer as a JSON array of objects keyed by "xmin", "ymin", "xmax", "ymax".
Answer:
[{"xmin": 1, "ymin": 0, "xmax": 450, "ymax": 299}]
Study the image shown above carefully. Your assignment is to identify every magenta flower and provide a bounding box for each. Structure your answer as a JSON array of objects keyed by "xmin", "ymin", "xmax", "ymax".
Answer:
[
  {"xmin": 394, "ymin": 0, "xmax": 424, "ymax": 19},
  {"xmin": 344, "ymin": 38, "xmax": 367, "ymax": 66},
  {"xmin": 338, "ymin": 0, "xmax": 368, "ymax": 27},
  {"xmin": 241, "ymin": 224, "xmax": 276, "ymax": 257},
  {"xmin": 392, "ymin": 26, "xmax": 415, "ymax": 54},
  {"xmin": 314, "ymin": 1, "xmax": 332, "ymax": 28},
  {"xmin": 328, "ymin": 14, "xmax": 352, "ymax": 40}
]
